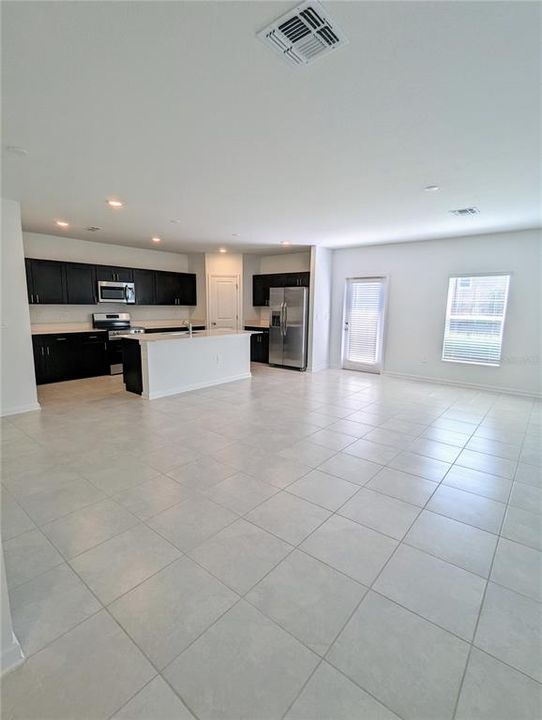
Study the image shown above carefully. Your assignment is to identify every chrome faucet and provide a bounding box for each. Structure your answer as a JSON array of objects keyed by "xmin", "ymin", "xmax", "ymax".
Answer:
[{"xmin": 182, "ymin": 319, "xmax": 193, "ymax": 337}]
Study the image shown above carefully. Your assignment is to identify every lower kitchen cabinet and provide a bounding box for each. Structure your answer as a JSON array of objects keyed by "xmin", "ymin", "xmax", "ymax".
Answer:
[
  {"xmin": 32, "ymin": 332, "xmax": 108, "ymax": 385},
  {"xmin": 248, "ymin": 330, "xmax": 269, "ymax": 363}
]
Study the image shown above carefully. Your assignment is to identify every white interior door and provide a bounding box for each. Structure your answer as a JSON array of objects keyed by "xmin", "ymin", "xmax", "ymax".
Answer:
[
  {"xmin": 208, "ymin": 275, "xmax": 240, "ymax": 331},
  {"xmin": 342, "ymin": 277, "xmax": 387, "ymax": 373}
]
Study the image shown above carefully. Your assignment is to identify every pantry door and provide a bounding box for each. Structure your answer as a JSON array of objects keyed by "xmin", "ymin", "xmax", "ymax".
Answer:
[{"xmin": 208, "ymin": 275, "xmax": 240, "ymax": 331}]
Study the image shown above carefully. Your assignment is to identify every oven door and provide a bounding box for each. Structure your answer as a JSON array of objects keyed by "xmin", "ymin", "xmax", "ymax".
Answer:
[
  {"xmin": 98, "ymin": 281, "xmax": 135, "ymax": 304},
  {"xmin": 107, "ymin": 336, "xmax": 124, "ymax": 374}
]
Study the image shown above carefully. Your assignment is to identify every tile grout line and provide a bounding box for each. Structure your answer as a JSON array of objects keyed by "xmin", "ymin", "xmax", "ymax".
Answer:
[{"xmin": 450, "ymin": 400, "xmax": 526, "ymax": 720}]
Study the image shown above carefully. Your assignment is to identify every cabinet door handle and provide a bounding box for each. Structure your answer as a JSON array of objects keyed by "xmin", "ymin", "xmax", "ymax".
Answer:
[
  {"xmin": 89, "ymin": 335, "xmax": 97, "ymax": 339},
  {"xmin": 30, "ymin": 294, "xmax": 34, "ymax": 303},
  {"xmin": 41, "ymin": 346, "xmax": 45, "ymax": 356},
  {"xmin": 46, "ymin": 347, "xmax": 50, "ymax": 356},
  {"xmin": 36, "ymin": 294, "xmax": 40, "ymax": 303},
  {"xmin": 56, "ymin": 337, "xmax": 67, "ymax": 341}
]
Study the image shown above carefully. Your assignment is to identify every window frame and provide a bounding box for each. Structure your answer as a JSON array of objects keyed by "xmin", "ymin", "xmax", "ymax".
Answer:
[{"xmin": 441, "ymin": 272, "xmax": 511, "ymax": 368}]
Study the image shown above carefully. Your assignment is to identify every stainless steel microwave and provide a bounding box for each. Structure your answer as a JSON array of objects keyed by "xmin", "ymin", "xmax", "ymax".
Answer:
[{"xmin": 97, "ymin": 281, "xmax": 136, "ymax": 304}]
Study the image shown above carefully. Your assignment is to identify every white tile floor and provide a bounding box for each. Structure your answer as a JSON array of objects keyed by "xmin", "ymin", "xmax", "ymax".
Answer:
[{"xmin": 1, "ymin": 365, "xmax": 541, "ymax": 719}]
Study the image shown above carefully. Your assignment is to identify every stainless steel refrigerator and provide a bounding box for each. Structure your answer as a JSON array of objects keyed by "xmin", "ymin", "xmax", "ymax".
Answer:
[{"xmin": 269, "ymin": 287, "xmax": 309, "ymax": 370}]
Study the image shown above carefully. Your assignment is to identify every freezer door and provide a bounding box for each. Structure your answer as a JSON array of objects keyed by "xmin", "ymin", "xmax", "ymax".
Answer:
[
  {"xmin": 268, "ymin": 287, "xmax": 285, "ymax": 366},
  {"xmin": 282, "ymin": 287, "xmax": 308, "ymax": 369}
]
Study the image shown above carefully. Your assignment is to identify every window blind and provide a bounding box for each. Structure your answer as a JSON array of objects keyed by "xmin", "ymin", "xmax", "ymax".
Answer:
[
  {"xmin": 442, "ymin": 274, "xmax": 510, "ymax": 366},
  {"xmin": 344, "ymin": 278, "xmax": 386, "ymax": 371}
]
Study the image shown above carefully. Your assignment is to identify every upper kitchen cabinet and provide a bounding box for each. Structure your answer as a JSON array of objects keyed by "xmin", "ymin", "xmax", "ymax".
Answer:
[
  {"xmin": 26, "ymin": 259, "xmax": 66, "ymax": 304},
  {"xmin": 285, "ymin": 271, "xmax": 310, "ymax": 288},
  {"xmin": 154, "ymin": 271, "xmax": 196, "ymax": 305},
  {"xmin": 95, "ymin": 265, "xmax": 133, "ymax": 282},
  {"xmin": 253, "ymin": 274, "xmax": 271, "ymax": 306},
  {"xmin": 252, "ymin": 272, "xmax": 310, "ymax": 306},
  {"xmin": 65, "ymin": 263, "xmax": 97, "ymax": 305},
  {"xmin": 133, "ymin": 269, "xmax": 155, "ymax": 305},
  {"xmin": 180, "ymin": 273, "xmax": 197, "ymax": 306},
  {"xmin": 24, "ymin": 257, "xmax": 197, "ymax": 306}
]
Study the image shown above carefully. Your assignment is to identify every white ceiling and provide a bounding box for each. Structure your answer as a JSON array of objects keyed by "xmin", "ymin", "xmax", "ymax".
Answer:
[{"xmin": 2, "ymin": 1, "xmax": 541, "ymax": 254}]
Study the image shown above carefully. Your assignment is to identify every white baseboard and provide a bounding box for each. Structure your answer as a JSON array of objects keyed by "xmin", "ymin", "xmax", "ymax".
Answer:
[
  {"xmin": 383, "ymin": 370, "xmax": 541, "ymax": 399},
  {"xmin": 1, "ymin": 633, "xmax": 24, "ymax": 677},
  {"xmin": 144, "ymin": 372, "xmax": 252, "ymax": 400},
  {"xmin": 0, "ymin": 401, "xmax": 41, "ymax": 418}
]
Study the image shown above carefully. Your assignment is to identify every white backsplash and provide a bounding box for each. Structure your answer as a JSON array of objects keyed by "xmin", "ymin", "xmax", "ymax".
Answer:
[{"xmin": 29, "ymin": 303, "xmax": 198, "ymax": 326}]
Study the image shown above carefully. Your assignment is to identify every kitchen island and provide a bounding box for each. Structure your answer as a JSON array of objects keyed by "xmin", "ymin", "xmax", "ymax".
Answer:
[{"xmin": 122, "ymin": 330, "xmax": 258, "ymax": 399}]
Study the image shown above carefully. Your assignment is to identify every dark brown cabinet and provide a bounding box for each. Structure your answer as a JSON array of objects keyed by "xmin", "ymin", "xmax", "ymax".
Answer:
[
  {"xmin": 95, "ymin": 265, "xmax": 133, "ymax": 282},
  {"xmin": 133, "ymin": 269, "xmax": 155, "ymax": 305},
  {"xmin": 26, "ymin": 259, "xmax": 66, "ymax": 304},
  {"xmin": 154, "ymin": 271, "xmax": 197, "ymax": 306},
  {"xmin": 252, "ymin": 272, "xmax": 310, "ymax": 307},
  {"xmin": 25, "ymin": 258, "xmax": 197, "ymax": 307},
  {"xmin": 32, "ymin": 332, "xmax": 108, "ymax": 385},
  {"xmin": 252, "ymin": 274, "xmax": 271, "ymax": 307},
  {"xmin": 65, "ymin": 263, "xmax": 97, "ymax": 305},
  {"xmin": 246, "ymin": 327, "xmax": 269, "ymax": 363}
]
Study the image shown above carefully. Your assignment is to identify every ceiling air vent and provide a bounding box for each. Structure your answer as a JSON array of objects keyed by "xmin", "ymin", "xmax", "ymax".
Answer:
[
  {"xmin": 86, "ymin": 226, "xmax": 102, "ymax": 232},
  {"xmin": 258, "ymin": 1, "xmax": 348, "ymax": 67},
  {"xmin": 449, "ymin": 207, "xmax": 480, "ymax": 216}
]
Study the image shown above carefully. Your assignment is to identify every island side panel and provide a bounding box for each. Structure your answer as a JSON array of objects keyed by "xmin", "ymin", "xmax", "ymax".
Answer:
[
  {"xmin": 144, "ymin": 333, "xmax": 251, "ymax": 400},
  {"xmin": 122, "ymin": 338, "xmax": 143, "ymax": 395}
]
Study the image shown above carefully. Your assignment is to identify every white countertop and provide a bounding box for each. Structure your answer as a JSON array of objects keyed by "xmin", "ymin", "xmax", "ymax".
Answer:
[
  {"xmin": 244, "ymin": 321, "xmax": 270, "ymax": 328},
  {"xmin": 31, "ymin": 319, "xmax": 207, "ymax": 335},
  {"xmin": 127, "ymin": 329, "xmax": 260, "ymax": 343}
]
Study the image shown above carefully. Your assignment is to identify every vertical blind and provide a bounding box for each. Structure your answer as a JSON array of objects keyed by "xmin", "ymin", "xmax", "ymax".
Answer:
[
  {"xmin": 344, "ymin": 278, "xmax": 386, "ymax": 370},
  {"xmin": 442, "ymin": 274, "xmax": 510, "ymax": 366}
]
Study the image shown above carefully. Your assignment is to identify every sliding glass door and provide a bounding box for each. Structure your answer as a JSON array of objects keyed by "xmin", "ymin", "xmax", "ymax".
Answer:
[{"xmin": 342, "ymin": 277, "xmax": 387, "ymax": 373}]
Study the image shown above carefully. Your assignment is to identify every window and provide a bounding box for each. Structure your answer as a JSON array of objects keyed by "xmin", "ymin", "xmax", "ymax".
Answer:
[
  {"xmin": 442, "ymin": 274, "xmax": 510, "ymax": 366},
  {"xmin": 342, "ymin": 277, "xmax": 387, "ymax": 373}
]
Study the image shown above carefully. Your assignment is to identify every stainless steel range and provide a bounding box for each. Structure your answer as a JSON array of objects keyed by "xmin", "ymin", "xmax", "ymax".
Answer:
[{"xmin": 92, "ymin": 313, "xmax": 145, "ymax": 375}]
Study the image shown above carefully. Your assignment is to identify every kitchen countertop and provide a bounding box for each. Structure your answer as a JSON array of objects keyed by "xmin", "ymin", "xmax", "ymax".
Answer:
[
  {"xmin": 125, "ymin": 329, "xmax": 261, "ymax": 343},
  {"xmin": 31, "ymin": 320, "xmax": 207, "ymax": 335}
]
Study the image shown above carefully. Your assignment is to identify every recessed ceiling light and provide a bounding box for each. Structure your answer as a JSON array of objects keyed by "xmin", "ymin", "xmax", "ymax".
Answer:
[
  {"xmin": 280, "ymin": 241, "xmax": 290, "ymax": 246},
  {"xmin": 55, "ymin": 220, "xmax": 69, "ymax": 228},
  {"xmin": 424, "ymin": 185, "xmax": 440, "ymax": 192},
  {"xmin": 219, "ymin": 248, "xmax": 227, "ymax": 253},
  {"xmin": 107, "ymin": 199, "xmax": 124, "ymax": 208},
  {"xmin": 152, "ymin": 237, "xmax": 161, "ymax": 243}
]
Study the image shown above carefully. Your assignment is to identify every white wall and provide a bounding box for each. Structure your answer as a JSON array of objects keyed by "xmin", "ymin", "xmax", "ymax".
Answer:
[
  {"xmin": 242, "ymin": 254, "xmax": 261, "ymax": 325},
  {"xmin": 259, "ymin": 252, "xmax": 310, "ymax": 274},
  {"xmin": 187, "ymin": 253, "xmax": 207, "ymax": 324},
  {"xmin": 308, "ymin": 246, "xmax": 333, "ymax": 372},
  {"xmin": 1, "ymin": 200, "xmax": 40, "ymax": 416},
  {"xmin": 330, "ymin": 229, "xmax": 542, "ymax": 396},
  {"xmin": 23, "ymin": 232, "xmax": 206, "ymax": 324}
]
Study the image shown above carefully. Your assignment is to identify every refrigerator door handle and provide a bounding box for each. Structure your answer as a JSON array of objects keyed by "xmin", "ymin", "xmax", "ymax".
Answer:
[{"xmin": 283, "ymin": 303, "xmax": 288, "ymax": 337}]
